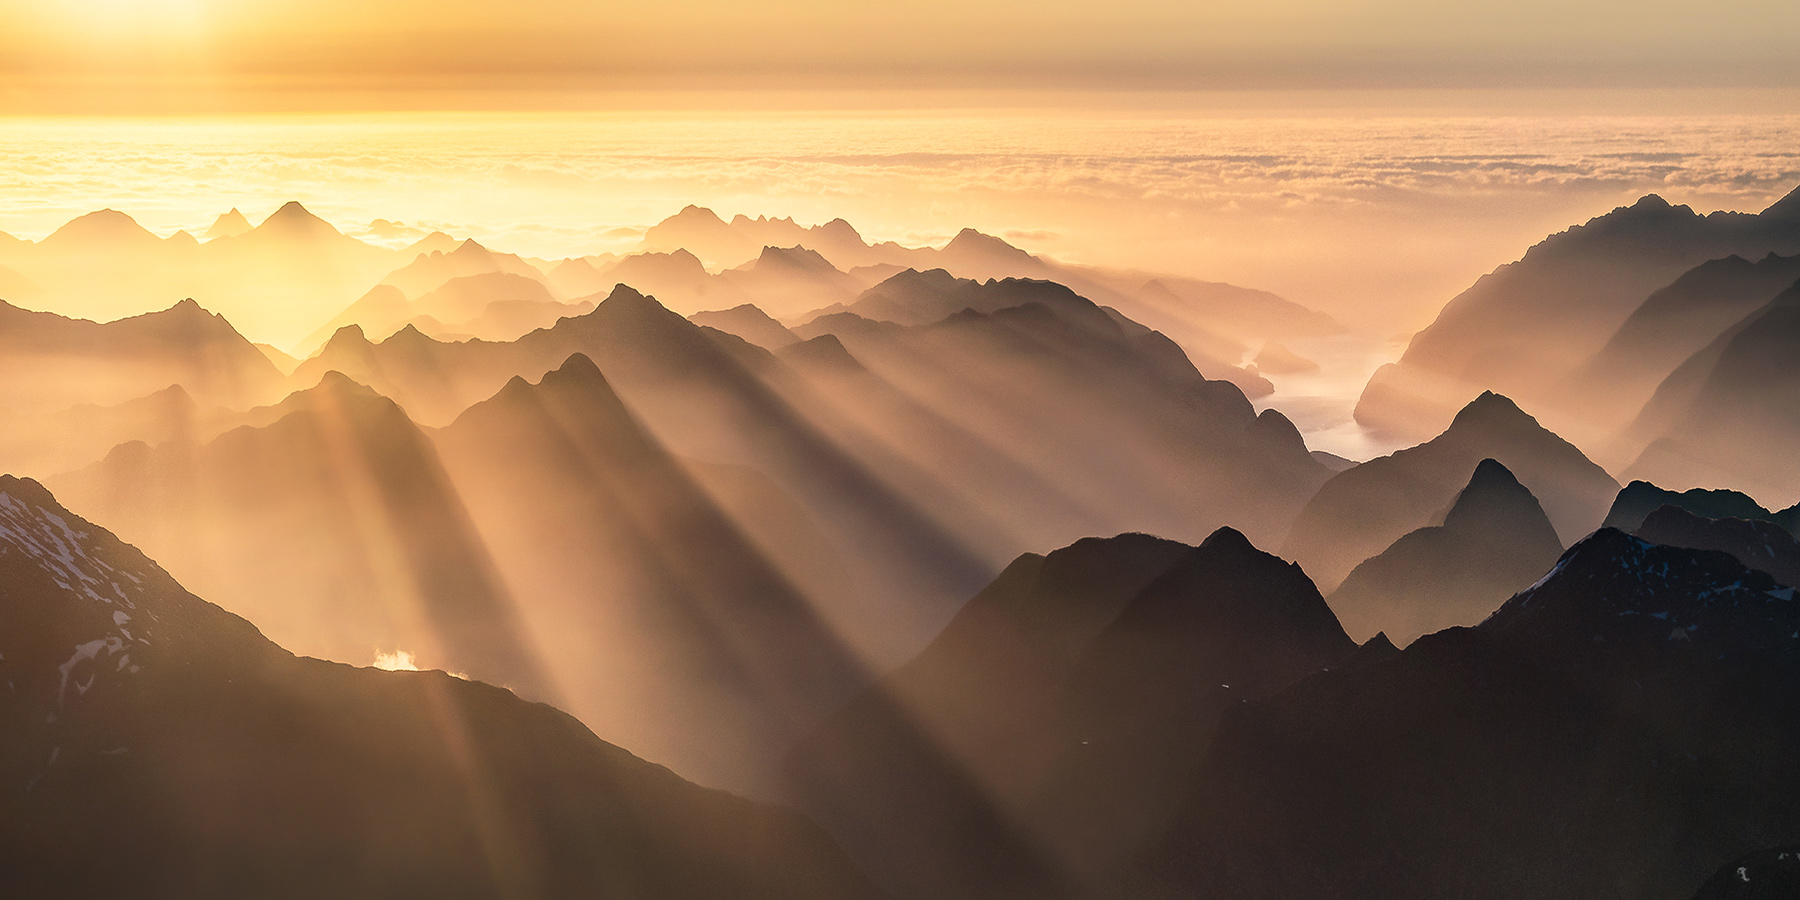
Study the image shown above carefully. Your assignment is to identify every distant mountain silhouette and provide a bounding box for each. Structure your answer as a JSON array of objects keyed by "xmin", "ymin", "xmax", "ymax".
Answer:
[
  {"xmin": 1561, "ymin": 252, "xmax": 1800, "ymax": 431},
  {"xmin": 1357, "ymin": 186, "xmax": 1800, "ymax": 444},
  {"xmin": 0, "ymin": 297, "xmax": 283, "ymax": 415},
  {"xmin": 380, "ymin": 238, "xmax": 553, "ymax": 299},
  {"xmin": 788, "ymin": 529, "xmax": 1356, "ymax": 900},
  {"xmin": 1284, "ymin": 392, "xmax": 1619, "ymax": 592},
  {"xmin": 1131, "ymin": 528, "xmax": 1800, "ymax": 899},
  {"xmin": 815, "ymin": 268, "xmax": 1273, "ymax": 397},
  {"xmin": 1602, "ymin": 479, "xmax": 1799, "ymax": 534},
  {"xmin": 49, "ymin": 373, "xmax": 547, "ymax": 695},
  {"xmin": 2, "ymin": 202, "xmax": 409, "ymax": 345},
  {"xmin": 1326, "ymin": 458, "xmax": 1564, "ymax": 644},
  {"xmin": 633, "ymin": 207, "xmax": 1337, "ymax": 373},
  {"xmin": 713, "ymin": 246, "xmax": 859, "ymax": 319},
  {"xmin": 1634, "ymin": 505, "xmax": 1800, "ymax": 587},
  {"xmin": 38, "ymin": 208, "xmax": 167, "ymax": 254},
  {"xmin": 203, "ymin": 207, "xmax": 252, "ymax": 240},
  {"xmin": 0, "ymin": 475, "xmax": 882, "ymax": 900},
  {"xmin": 433, "ymin": 353, "xmax": 869, "ymax": 793},
  {"xmin": 1623, "ymin": 279, "xmax": 1800, "ymax": 502},
  {"xmin": 1250, "ymin": 341, "xmax": 1318, "ymax": 375},
  {"xmin": 296, "ymin": 285, "xmax": 995, "ymax": 668},
  {"xmin": 0, "ymin": 384, "xmax": 230, "ymax": 480},
  {"xmin": 791, "ymin": 286, "xmax": 1330, "ymax": 551},
  {"xmin": 689, "ymin": 303, "xmax": 800, "ymax": 351}
]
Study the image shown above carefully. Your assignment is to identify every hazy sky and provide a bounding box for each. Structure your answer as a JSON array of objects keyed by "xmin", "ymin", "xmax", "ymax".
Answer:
[{"xmin": 2, "ymin": 0, "xmax": 1796, "ymax": 109}]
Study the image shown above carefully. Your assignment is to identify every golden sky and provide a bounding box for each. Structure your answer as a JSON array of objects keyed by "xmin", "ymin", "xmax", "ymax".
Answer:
[{"xmin": 2, "ymin": 0, "xmax": 1797, "ymax": 110}]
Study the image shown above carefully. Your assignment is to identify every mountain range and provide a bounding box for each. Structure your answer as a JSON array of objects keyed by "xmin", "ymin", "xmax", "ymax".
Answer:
[
  {"xmin": 1356, "ymin": 186, "xmax": 1800, "ymax": 447},
  {"xmin": 0, "ymin": 475, "xmax": 883, "ymax": 900}
]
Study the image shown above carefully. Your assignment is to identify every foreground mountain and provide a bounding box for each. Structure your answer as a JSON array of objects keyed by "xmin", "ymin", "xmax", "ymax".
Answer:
[
  {"xmin": 1284, "ymin": 392, "xmax": 1619, "ymax": 592},
  {"xmin": 1634, "ymin": 505, "xmax": 1800, "ymax": 588},
  {"xmin": 0, "ymin": 475, "xmax": 883, "ymax": 900},
  {"xmin": 1326, "ymin": 459, "xmax": 1564, "ymax": 644},
  {"xmin": 49, "ymin": 373, "xmax": 546, "ymax": 695},
  {"xmin": 1129, "ymin": 528, "xmax": 1800, "ymax": 900},
  {"xmin": 1356, "ymin": 186, "xmax": 1800, "ymax": 444},
  {"xmin": 433, "ymin": 354, "xmax": 869, "ymax": 794},
  {"xmin": 1602, "ymin": 480, "xmax": 1798, "ymax": 534},
  {"xmin": 788, "ymin": 529, "xmax": 1357, "ymax": 900}
]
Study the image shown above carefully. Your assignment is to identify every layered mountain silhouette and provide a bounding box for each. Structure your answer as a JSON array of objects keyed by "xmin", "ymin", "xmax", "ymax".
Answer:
[
  {"xmin": 1560, "ymin": 252, "xmax": 1800, "ymax": 432},
  {"xmin": 48, "ymin": 373, "xmax": 547, "ymax": 695},
  {"xmin": 0, "ymin": 204, "xmax": 412, "ymax": 345},
  {"xmin": 1622, "ymin": 280, "xmax": 1800, "ymax": 502},
  {"xmin": 380, "ymin": 237, "xmax": 552, "ymax": 299},
  {"xmin": 0, "ymin": 475, "xmax": 882, "ymax": 900},
  {"xmin": 689, "ymin": 303, "xmax": 800, "ymax": 351},
  {"xmin": 0, "ymin": 384, "xmax": 230, "ymax": 480},
  {"xmin": 1603, "ymin": 479, "xmax": 1800, "ymax": 535},
  {"xmin": 1129, "ymin": 528, "xmax": 1800, "ymax": 899},
  {"xmin": 1357, "ymin": 186, "xmax": 1800, "ymax": 443},
  {"xmin": 788, "ymin": 529, "xmax": 1357, "ymax": 900},
  {"xmin": 1326, "ymin": 458, "xmax": 1564, "ymax": 644},
  {"xmin": 629, "ymin": 207, "xmax": 1337, "ymax": 372},
  {"xmin": 296, "ymin": 286, "xmax": 993, "ymax": 667},
  {"xmin": 0, "ymin": 297, "xmax": 283, "ymax": 417},
  {"xmin": 1284, "ymin": 392, "xmax": 1619, "ymax": 592},
  {"xmin": 809, "ymin": 268, "xmax": 1270, "ymax": 394},
  {"xmin": 432, "ymin": 354, "xmax": 869, "ymax": 793},
  {"xmin": 305, "ymin": 271, "xmax": 590, "ymax": 349},
  {"xmin": 1634, "ymin": 505, "xmax": 1800, "ymax": 588},
  {"xmin": 787, "ymin": 281, "xmax": 1329, "ymax": 552}
]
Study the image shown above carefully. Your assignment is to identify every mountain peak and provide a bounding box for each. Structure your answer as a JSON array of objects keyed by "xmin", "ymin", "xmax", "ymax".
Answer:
[
  {"xmin": 756, "ymin": 244, "xmax": 835, "ymax": 272},
  {"xmin": 1446, "ymin": 391, "xmax": 1534, "ymax": 432},
  {"xmin": 204, "ymin": 208, "xmax": 253, "ymax": 240},
  {"xmin": 255, "ymin": 201, "xmax": 342, "ymax": 238},
  {"xmin": 42, "ymin": 208, "xmax": 161, "ymax": 249}
]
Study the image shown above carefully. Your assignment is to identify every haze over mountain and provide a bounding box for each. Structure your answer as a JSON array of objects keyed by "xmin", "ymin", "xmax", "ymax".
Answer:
[
  {"xmin": 785, "ymin": 276, "xmax": 1330, "ymax": 553},
  {"xmin": 296, "ymin": 285, "xmax": 994, "ymax": 667},
  {"xmin": 0, "ymin": 296, "xmax": 283, "ymax": 419},
  {"xmin": 1356, "ymin": 186, "xmax": 1800, "ymax": 445},
  {"xmin": 0, "ymin": 475, "xmax": 883, "ymax": 900},
  {"xmin": 1326, "ymin": 458, "xmax": 1564, "ymax": 644},
  {"xmin": 433, "ymin": 354, "xmax": 869, "ymax": 793},
  {"xmin": 1621, "ymin": 280, "xmax": 1800, "ymax": 503},
  {"xmin": 1284, "ymin": 392, "xmax": 1619, "ymax": 592},
  {"xmin": 48, "ymin": 373, "xmax": 548, "ymax": 696}
]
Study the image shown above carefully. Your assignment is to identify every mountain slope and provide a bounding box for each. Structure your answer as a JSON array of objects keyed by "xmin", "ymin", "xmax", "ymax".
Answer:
[
  {"xmin": 1356, "ymin": 187, "xmax": 1800, "ymax": 443},
  {"xmin": 788, "ymin": 529, "xmax": 1356, "ymax": 900},
  {"xmin": 296, "ymin": 287, "xmax": 993, "ymax": 668},
  {"xmin": 1326, "ymin": 458, "xmax": 1564, "ymax": 644},
  {"xmin": 1284, "ymin": 391, "xmax": 1619, "ymax": 592},
  {"xmin": 48, "ymin": 373, "xmax": 544, "ymax": 694},
  {"xmin": 1561, "ymin": 252, "xmax": 1800, "ymax": 428},
  {"xmin": 0, "ymin": 475, "xmax": 883, "ymax": 900},
  {"xmin": 433, "ymin": 354, "xmax": 869, "ymax": 793},
  {"xmin": 1134, "ymin": 528, "xmax": 1800, "ymax": 900},
  {"xmin": 0, "ymin": 297, "xmax": 284, "ymax": 415},
  {"xmin": 1624, "ymin": 281, "xmax": 1800, "ymax": 502}
]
